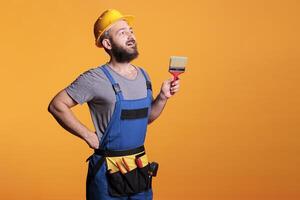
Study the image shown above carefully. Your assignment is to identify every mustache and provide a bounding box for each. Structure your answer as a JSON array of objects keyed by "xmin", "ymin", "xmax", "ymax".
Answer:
[{"xmin": 126, "ymin": 39, "xmax": 136, "ymax": 45}]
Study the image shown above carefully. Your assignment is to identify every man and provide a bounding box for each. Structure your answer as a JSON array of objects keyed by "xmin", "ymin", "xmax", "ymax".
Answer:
[{"xmin": 48, "ymin": 9, "xmax": 180, "ymax": 200}]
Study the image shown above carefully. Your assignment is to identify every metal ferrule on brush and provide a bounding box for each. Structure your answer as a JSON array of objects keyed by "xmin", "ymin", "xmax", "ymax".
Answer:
[{"xmin": 169, "ymin": 67, "xmax": 186, "ymax": 72}]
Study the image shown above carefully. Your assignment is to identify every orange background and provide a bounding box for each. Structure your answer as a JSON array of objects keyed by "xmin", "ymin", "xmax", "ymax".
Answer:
[{"xmin": 0, "ymin": 0, "xmax": 299, "ymax": 199}]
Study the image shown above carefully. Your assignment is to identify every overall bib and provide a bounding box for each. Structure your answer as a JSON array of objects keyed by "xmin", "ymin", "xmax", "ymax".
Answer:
[{"xmin": 86, "ymin": 65, "xmax": 154, "ymax": 200}]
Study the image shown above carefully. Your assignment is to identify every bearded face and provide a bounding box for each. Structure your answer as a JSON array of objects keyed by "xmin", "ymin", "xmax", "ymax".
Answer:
[
  {"xmin": 101, "ymin": 20, "xmax": 140, "ymax": 63},
  {"xmin": 109, "ymin": 37, "xmax": 139, "ymax": 63}
]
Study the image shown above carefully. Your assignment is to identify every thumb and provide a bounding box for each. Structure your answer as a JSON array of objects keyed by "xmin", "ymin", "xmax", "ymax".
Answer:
[{"xmin": 166, "ymin": 77, "xmax": 173, "ymax": 83}]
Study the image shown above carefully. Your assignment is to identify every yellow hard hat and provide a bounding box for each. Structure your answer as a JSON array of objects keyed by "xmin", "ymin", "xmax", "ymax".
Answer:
[{"xmin": 94, "ymin": 9, "xmax": 134, "ymax": 48}]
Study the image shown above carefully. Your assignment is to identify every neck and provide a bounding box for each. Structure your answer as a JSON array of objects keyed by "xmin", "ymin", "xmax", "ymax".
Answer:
[{"xmin": 108, "ymin": 57, "xmax": 134, "ymax": 73}]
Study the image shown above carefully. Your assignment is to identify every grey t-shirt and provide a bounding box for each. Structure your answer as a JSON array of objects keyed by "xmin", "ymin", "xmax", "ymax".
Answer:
[{"xmin": 65, "ymin": 64, "xmax": 153, "ymax": 141}]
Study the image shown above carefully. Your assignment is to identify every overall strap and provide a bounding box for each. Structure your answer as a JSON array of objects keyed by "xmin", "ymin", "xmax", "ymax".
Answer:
[
  {"xmin": 139, "ymin": 67, "xmax": 152, "ymax": 91},
  {"xmin": 101, "ymin": 65, "xmax": 124, "ymax": 101}
]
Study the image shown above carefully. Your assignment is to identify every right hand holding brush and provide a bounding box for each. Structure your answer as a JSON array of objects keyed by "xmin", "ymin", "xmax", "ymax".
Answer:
[{"xmin": 159, "ymin": 77, "xmax": 180, "ymax": 100}]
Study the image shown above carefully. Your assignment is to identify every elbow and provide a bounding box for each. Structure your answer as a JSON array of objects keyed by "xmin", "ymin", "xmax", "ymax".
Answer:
[
  {"xmin": 148, "ymin": 116, "xmax": 154, "ymax": 124},
  {"xmin": 47, "ymin": 99, "xmax": 61, "ymax": 114},
  {"xmin": 47, "ymin": 99, "xmax": 69, "ymax": 115},
  {"xmin": 48, "ymin": 89, "xmax": 74, "ymax": 115},
  {"xmin": 47, "ymin": 101, "xmax": 55, "ymax": 114}
]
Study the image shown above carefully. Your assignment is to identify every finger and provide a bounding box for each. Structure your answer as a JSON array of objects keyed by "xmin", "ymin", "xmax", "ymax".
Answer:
[
  {"xmin": 170, "ymin": 87, "xmax": 179, "ymax": 93},
  {"xmin": 164, "ymin": 79, "xmax": 172, "ymax": 86},
  {"xmin": 171, "ymin": 87, "xmax": 180, "ymax": 92},
  {"xmin": 173, "ymin": 79, "xmax": 180, "ymax": 84},
  {"xmin": 171, "ymin": 80, "xmax": 180, "ymax": 86},
  {"xmin": 171, "ymin": 85, "xmax": 180, "ymax": 90},
  {"xmin": 167, "ymin": 77, "xmax": 173, "ymax": 82},
  {"xmin": 171, "ymin": 88, "xmax": 179, "ymax": 93}
]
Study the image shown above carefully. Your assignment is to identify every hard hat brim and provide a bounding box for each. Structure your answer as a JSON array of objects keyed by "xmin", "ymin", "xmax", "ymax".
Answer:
[{"xmin": 96, "ymin": 15, "xmax": 134, "ymax": 48}]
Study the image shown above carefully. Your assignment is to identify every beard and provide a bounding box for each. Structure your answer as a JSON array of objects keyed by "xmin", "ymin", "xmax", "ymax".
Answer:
[{"xmin": 109, "ymin": 38, "xmax": 139, "ymax": 63}]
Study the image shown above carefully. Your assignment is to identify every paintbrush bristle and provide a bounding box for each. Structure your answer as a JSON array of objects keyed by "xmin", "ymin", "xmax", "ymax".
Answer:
[{"xmin": 169, "ymin": 56, "xmax": 187, "ymax": 72}]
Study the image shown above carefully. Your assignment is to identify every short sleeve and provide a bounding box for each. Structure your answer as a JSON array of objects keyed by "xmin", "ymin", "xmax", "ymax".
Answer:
[{"xmin": 65, "ymin": 70, "xmax": 96, "ymax": 105}]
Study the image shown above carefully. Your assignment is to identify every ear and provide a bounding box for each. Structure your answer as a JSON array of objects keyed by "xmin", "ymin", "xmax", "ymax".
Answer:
[{"xmin": 102, "ymin": 39, "xmax": 112, "ymax": 50}]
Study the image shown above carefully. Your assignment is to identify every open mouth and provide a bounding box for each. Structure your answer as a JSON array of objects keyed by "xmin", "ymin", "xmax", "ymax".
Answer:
[{"xmin": 126, "ymin": 40, "xmax": 136, "ymax": 47}]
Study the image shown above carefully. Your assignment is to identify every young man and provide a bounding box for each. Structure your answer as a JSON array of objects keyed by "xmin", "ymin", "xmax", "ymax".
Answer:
[{"xmin": 48, "ymin": 9, "xmax": 180, "ymax": 200}]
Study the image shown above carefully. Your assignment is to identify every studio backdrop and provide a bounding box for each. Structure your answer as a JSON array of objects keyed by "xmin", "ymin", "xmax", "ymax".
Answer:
[{"xmin": 0, "ymin": 0, "xmax": 299, "ymax": 200}]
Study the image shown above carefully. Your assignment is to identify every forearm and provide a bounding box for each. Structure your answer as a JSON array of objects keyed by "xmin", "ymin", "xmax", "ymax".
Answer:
[
  {"xmin": 148, "ymin": 92, "xmax": 168, "ymax": 124},
  {"xmin": 48, "ymin": 101, "xmax": 93, "ymax": 141}
]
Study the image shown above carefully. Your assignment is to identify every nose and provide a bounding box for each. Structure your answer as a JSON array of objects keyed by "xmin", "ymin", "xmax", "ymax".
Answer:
[{"xmin": 126, "ymin": 30, "xmax": 134, "ymax": 38}]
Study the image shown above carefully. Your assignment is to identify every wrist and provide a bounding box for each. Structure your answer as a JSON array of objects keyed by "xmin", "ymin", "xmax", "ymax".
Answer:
[{"xmin": 158, "ymin": 91, "xmax": 168, "ymax": 101}]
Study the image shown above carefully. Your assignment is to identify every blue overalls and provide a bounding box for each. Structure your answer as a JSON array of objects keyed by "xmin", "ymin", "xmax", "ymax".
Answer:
[{"xmin": 86, "ymin": 64, "xmax": 153, "ymax": 200}]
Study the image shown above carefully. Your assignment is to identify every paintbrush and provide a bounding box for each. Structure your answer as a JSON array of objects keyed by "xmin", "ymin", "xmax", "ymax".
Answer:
[{"xmin": 169, "ymin": 56, "xmax": 187, "ymax": 82}]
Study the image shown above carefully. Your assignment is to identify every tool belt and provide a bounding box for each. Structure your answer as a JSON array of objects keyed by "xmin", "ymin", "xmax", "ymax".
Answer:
[{"xmin": 87, "ymin": 145, "xmax": 158, "ymax": 197}]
